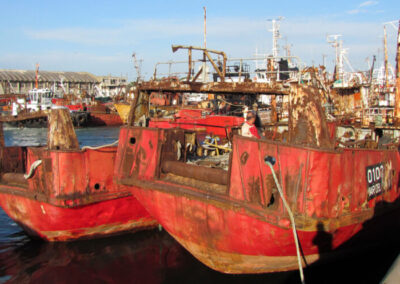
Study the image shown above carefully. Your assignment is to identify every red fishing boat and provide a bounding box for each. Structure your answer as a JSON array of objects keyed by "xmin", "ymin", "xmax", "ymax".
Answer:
[
  {"xmin": 0, "ymin": 109, "xmax": 157, "ymax": 241},
  {"xmin": 86, "ymin": 103, "xmax": 123, "ymax": 127},
  {"xmin": 114, "ymin": 71, "xmax": 400, "ymax": 281}
]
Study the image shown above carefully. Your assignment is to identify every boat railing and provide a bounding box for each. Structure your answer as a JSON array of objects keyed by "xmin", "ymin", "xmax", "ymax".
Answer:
[
  {"xmin": 152, "ymin": 45, "xmax": 304, "ymax": 83},
  {"xmin": 153, "ymin": 56, "xmax": 303, "ymax": 83}
]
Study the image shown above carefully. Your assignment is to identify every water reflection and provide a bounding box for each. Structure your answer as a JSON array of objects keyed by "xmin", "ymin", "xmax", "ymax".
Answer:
[
  {"xmin": 0, "ymin": 225, "xmax": 297, "ymax": 284},
  {"xmin": 0, "ymin": 229, "xmax": 189, "ymax": 283}
]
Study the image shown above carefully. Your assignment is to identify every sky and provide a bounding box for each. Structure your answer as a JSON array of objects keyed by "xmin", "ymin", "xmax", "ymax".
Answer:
[{"xmin": 0, "ymin": 0, "xmax": 399, "ymax": 81}]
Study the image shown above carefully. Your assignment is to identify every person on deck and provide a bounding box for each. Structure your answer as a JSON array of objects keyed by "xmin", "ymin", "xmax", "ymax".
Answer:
[{"xmin": 241, "ymin": 110, "xmax": 261, "ymax": 139}]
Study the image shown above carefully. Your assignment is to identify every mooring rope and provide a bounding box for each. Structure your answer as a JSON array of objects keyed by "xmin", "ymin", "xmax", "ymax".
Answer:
[
  {"xmin": 81, "ymin": 140, "xmax": 119, "ymax": 151},
  {"xmin": 265, "ymin": 158, "xmax": 305, "ymax": 284},
  {"xmin": 24, "ymin": 160, "xmax": 42, "ymax": 179}
]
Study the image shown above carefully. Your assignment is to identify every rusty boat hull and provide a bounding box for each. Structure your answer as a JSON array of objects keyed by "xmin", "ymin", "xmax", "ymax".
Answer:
[
  {"xmin": 0, "ymin": 193, "xmax": 155, "ymax": 241},
  {"xmin": 115, "ymin": 126, "xmax": 400, "ymax": 273},
  {"xmin": 87, "ymin": 112, "xmax": 123, "ymax": 127},
  {"xmin": 0, "ymin": 145, "xmax": 157, "ymax": 241}
]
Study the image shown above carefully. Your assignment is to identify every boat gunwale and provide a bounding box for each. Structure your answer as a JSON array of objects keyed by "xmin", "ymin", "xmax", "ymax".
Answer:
[
  {"xmin": 0, "ymin": 183, "xmax": 132, "ymax": 208},
  {"xmin": 120, "ymin": 125, "xmax": 400, "ymax": 155}
]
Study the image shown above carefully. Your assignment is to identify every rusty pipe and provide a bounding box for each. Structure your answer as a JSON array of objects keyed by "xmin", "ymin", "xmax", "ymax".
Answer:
[{"xmin": 161, "ymin": 160, "xmax": 228, "ymax": 185}]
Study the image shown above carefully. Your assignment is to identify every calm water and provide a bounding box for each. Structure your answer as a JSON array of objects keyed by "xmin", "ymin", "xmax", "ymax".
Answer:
[{"xmin": 0, "ymin": 127, "xmax": 398, "ymax": 283}]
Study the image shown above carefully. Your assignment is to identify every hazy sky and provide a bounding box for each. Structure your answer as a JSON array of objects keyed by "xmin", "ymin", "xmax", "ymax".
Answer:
[{"xmin": 0, "ymin": 0, "xmax": 399, "ymax": 80}]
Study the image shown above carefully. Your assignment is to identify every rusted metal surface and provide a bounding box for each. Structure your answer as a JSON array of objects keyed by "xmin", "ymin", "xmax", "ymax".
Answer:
[
  {"xmin": 48, "ymin": 108, "xmax": 79, "ymax": 150},
  {"xmin": 288, "ymin": 84, "xmax": 335, "ymax": 149},
  {"xmin": 115, "ymin": 124, "xmax": 400, "ymax": 273},
  {"xmin": 171, "ymin": 233, "xmax": 319, "ymax": 273},
  {"xmin": 1, "ymin": 173, "xmax": 28, "ymax": 187},
  {"xmin": 0, "ymin": 145, "xmax": 158, "ymax": 241},
  {"xmin": 0, "ymin": 122, "xmax": 4, "ymax": 148},
  {"xmin": 171, "ymin": 45, "xmax": 227, "ymax": 82},
  {"xmin": 0, "ymin": 146, "xmax": 27, "ymax": 174},
  {"xmin": 0, "ymin": 110, "xmax": 47, "ymax": 123},
  {"xmin": 87, "ymin": 112, "xmax": 123, "ymax": 127},
  {"xmin": 127, "ymin": 88, "xmax": 150, "ymax": 126},
  {"xmin": 163, "ymin": 173, "xmax": 227, "ymax": 194},
  {"xmin": 161, "ymin": 160, "xmax": 228, "ymax": 185},
  {"xmin": 138, "ymin": 80, "xmax": 288, "ymax": 95},
  {"xmin": 0, "ymin": 109, "xmax": 157, "ymax": 241}
]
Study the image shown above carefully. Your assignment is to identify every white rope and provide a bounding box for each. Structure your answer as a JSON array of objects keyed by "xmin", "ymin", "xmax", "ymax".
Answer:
[
  {"xmin": 265, "ymin": 160, "xmax": 305, "ymax": 284},
  {"xmin": 81, "ymin": 140, "xmax": 119, "ymax": 151},
  {"xmin": 24, "ymin": 160, "xmax": 42, "ymax": 179}
]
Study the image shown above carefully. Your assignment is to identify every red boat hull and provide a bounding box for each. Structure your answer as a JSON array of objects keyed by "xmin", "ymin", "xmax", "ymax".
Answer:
[
  {"xmin": 115, "ymin": 126, "xmax": 400, "ymax": 273},
  {"xmin": 88, "ymin": 112, "xmax": 123, "ymax": 127},
  {"xmin": 0, "ymin": 146, "xmax": 157, "ymax": 241},
  {"xmin": 0, "ymin": 193, "xmax": 156, "ymax": 241}
]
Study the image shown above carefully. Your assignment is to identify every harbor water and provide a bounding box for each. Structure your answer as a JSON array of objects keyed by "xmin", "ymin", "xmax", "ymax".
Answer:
[{"xmin": 0, "ymin": 127, "xmax": 399, "ymax": 284}]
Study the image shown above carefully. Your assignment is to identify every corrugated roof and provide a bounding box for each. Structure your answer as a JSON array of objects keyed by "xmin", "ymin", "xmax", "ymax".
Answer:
[{"xmin": 0, "ymin": 69, "xmax": 100, "ymax": 83}]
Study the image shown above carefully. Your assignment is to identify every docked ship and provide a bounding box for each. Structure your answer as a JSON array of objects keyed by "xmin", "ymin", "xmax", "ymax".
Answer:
[
  {"xmin": 8, "ymin": 88, "xmax": 123, "ymax": 128},
  {"xmin": 0, "ymin": 109, "xmax": 156, "ymax": 241},
  {"xmin": 113, "ymin": 42, "xmax": 400, "ymax": 281}
]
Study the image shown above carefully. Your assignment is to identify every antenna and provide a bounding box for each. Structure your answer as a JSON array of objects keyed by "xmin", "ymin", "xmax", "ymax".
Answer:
[
  {"xmin": 322, "ymin": 54, "xmax": 327, "ymax": 67},
  {"xmin": 202, "ymin": 7, "xmax": 208, "ymax": 82},
  {"xmin": 203, "ymin": 6, "xmax": 207, "ymax": 49},
  {"xmin": 132, "ymin": 53, "xmax": 143, "ymax": 82},
  {"xmin": 327, "ymin": 34, "xmax": 343, "ymax": 81},
  {"xmin": 267, "ymin": 16, "xmax": 284, "ymax": 58},
  {"xmin": 384, "ymin": 25, "xmax": 389, "ymax": 88},
  {"xmin": 383, "ymin": 20, "xmax": 398, "ymax": 31}
]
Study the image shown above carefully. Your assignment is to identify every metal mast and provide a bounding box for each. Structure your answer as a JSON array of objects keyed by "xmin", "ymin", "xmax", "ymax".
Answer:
[
  {"xmin": 327, "ymin": 34, "xmax": 343, "ymax": 81},
  {"xmin": 132, "ymin": 53, "xmax": 142, "ymax": 83},
  {"xmin": 384, "ymin": 25, "xmax": 389, "ymax": 89},
  {"xmin": 268, "ymin": 17, "xmax": 284, "ymax": 59},
  {"xmin": 267, "ymin": 17, "xmax": 284, "ymax": 81},
  {"xmin": 394, "ymin": 20, "xmax": 400, "ymax": 124},
  {"xmin": 35, "ymin": 63, "xmax": 39, "ymax": 89},
  {"xmin": 202, "ymin": 6, "xmax": 207, "ymax": 82}
]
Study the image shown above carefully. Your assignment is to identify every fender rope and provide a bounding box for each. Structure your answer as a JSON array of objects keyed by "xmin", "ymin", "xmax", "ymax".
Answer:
[
  {"xmin": 265, "ymin": 160, "xmax": 305, "ymax": 284},
  {"xmin": 24, "ymin": 160, "xmax": 42, "ymax": 179}
]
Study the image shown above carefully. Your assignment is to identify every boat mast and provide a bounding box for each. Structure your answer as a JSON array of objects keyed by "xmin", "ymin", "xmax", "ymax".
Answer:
[
  {"xmin": 394, "ymin": 20, "xmax": 400, "ymax": 124},
  {"xmin": 132, "ymin": 53, "xmax": 142, "ymax": 83},
  {"xmin": 384, "ymin": 25, "xmax": 389, "ymax": 89},
  {"xmin": 35, "ymin": 63, "xmax": 39, "ymax": 89},
  {"xmin": 269, "ymin": 17, "xmax": 283, "ymax": 59},
  {"xmin": 268, "ymin": 17, "xmax": 284, "ymax": 81},
  {"xmin": 327, "ymin": 35, "xmax": 343, "ymax": 82},
  {"xmin": 202, "ymin": 6, "xmax": 207, "ymax": 82}
]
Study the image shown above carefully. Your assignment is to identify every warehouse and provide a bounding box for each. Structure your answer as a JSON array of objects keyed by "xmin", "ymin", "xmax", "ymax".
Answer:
[{"xmin": 0, "ymin": 69, "xmax": 100, "ymax": 95}]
